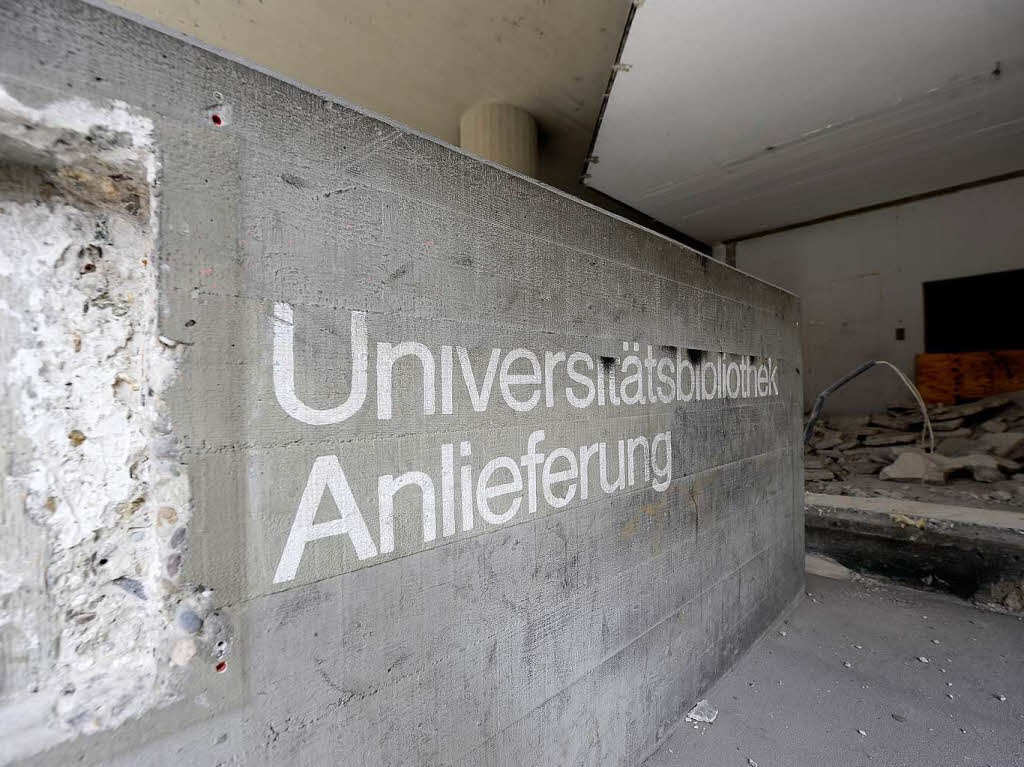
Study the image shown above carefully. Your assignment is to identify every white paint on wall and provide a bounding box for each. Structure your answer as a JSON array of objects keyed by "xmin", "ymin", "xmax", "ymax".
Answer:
[
  {"xmin": 273, "ymin": 302, "xmax": 368, "ymax": 425},
  {"xmin": 735, "ymin": 176, "xmax": 1024, "ymax": 414},
  {"xmin": 267, "ymin": 303, "xmax": 782, "ymax": 583},
  {"xmin": 272, "ymin": 302, "xmax": 782, "ymax": 425}
]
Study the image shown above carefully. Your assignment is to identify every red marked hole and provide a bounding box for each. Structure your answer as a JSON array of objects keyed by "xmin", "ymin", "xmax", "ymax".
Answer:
[
  {"xmin": 210, "ymin": 114, "xmax": 223, "ymax": 126},
  {"xmin": 215, "ymin": 661, "xmax": 227, "ymax": 673}
]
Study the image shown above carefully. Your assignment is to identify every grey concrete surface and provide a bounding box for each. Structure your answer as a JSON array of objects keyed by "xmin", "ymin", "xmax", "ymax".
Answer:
[
  {"xmin": 0, "ymin": 1, "xmax": 802, "ymax": 765},
  {"xmin": 646, "ymin": 574, "xmax": 1024, "ymax": 767}
]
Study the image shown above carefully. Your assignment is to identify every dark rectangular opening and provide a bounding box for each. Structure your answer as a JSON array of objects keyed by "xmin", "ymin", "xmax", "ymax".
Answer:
[{"xmin": 923, "ymin": 268, "xmax": 1024, "ymax": 353}]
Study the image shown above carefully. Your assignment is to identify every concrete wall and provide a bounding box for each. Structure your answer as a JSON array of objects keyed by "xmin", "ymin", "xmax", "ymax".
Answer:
[
  {"xmin": 101, "ymin": 0, "xmax": 708, "ymax": 254},
  {"xmin": 0, "ymin": 2, "xmax": 803, "ymax": 765},
  {"xmin": 736, "ymin": 176, "xmax": 1024, "ymax": 415}
]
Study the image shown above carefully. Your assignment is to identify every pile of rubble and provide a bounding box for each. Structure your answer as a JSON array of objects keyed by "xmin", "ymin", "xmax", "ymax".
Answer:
[{"xmin": 804, "ymin": 391, "xmax": 1024, "ymax": 507}]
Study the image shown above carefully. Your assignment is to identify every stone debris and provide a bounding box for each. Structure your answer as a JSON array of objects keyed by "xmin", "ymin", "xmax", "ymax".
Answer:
[
  {"xmin": 805, "ymin": 468, "xmax": 836, "ymax": 481},
  {"xmin": 934, "ymin": 426, "xmax": 972, "ymax": 439},
  {"xmin": 979, "ymin": 432, "xmax": 1024, "ymax": 458},
  {"xmin": 932, "ymin": 396, "xmax": 1010, "ymax": 421},
  {"xmin": 945, "ymin": 453, "xmax": 1018, "ymax": 483},
  {"xmin": 879, "ymin": 452, "xmax": 948, "ymax": 484},
  {"xmin": 814, "ymin": 430, "xmax": 844, "ymax": 450},
  {"xmin": 863, "ymin": 431, "xmax": 918, "ymax": 446},
  {"xmin": 804, "ymin": 553, "xmax": 856, "ymax": 580},
  {"xmin": 974, "ymin": 579, "xmax": 1024, "ymax": 612},
  {"xmin": 685, "ymin": 699, "xmax": 718, "ymax": 724},
  {"xmin": 828, "ymin": 414, "xmax": 870, "ymax": 431},
  {"xmin": 936, "ymin": 437, "xmax": 982, "ymax": 458},
  {"xmin": 804, "ymin": 391, "xmax": 1024, "ymax": 506}
]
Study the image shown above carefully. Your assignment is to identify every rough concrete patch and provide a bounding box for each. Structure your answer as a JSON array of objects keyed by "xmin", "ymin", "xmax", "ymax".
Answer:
[
  {"xmin": 0, "ymin": 122, "xmax": 151, "ymax": 220},
  {"xmin": 0, "ymin": 87, "xmax": 203, "ymax": 763}
]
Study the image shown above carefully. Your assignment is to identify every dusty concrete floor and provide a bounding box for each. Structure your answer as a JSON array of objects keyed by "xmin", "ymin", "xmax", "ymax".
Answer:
[{"xmin": 646, "ymin": 574, "xmax": 1024, "ymax": 767}]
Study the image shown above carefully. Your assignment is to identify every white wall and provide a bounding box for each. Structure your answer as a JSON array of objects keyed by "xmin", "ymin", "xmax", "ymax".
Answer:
[{"xmin": 736, "ymin": 176, "xmax": 1024, "ymax": 414}]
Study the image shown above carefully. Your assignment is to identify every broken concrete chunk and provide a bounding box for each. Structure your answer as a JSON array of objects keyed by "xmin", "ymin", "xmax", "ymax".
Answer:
[
  {"xmin": 842, "ymin": 457, "xmax": 885, "ymax": 475},
  {"xmin": 685, "ymin": 699, "xmax": 718, "ymax": 723},
  {"xmin": 970, "ymin": 452, "xmax": 1019, "ymax": 469},
  {"xmin": 879, "ymin": 452, "xmax": 948, "ymax": 484},
  {"xmin": 826, "ymin": 414, "xmax": 870, "ymax": 431},
  {"xmin": 813, "ymin": 430, "xmax": 844, "ymax": 450},
  {"xmin": 935, "ymin": 427, "xmax": 972, "ymax": 439},
  {"xmin": 849, "ymin": 426, "xmax": 882, "ymax": 437},
  {"xmin": 805, "ymin": 553, "xmax": 853, "ymax": 580},
  {"xmin": 863, "ymin": 432, "xmax": 919, "ymax": 446},
  {"xmin": 805, "ymin": 469, "xmax": 836, "ymax": 481},
  {"xmin": 930, "ymin": 396, "xmax": 1009, "ymax": 422},
  {"xmin": 978, "ymin": 432, "xmax": 1024, "ymax": 459},
  {"xmin": 944, "ymin": 453, "xmax": 1020, "ymax": 483},
  {"xmin": 807, "ymin": 393, "xmax": 1024, "ymax": 502},
  {"xmin": 870, "ymin": 413, "xmax": 913, "ymax": 431},
  {"xmin": 936, "ymin": 437, "xmax": 990, "ymax": 458},
  {"xmin": 844, "ymin": 446, "xmax": 903, "ymax": 459}
]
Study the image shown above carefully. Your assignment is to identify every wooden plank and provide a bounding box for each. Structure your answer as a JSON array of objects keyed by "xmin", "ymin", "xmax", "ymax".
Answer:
[{"xmin": 915, "ymin": 351, "xmax": 1024, "ymax": 404}]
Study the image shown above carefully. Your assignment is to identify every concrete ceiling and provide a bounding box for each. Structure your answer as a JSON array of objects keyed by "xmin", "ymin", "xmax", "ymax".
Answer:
[
  {"xmin": 585, "ymin": 0, "xmax": 1024, "ymax": 243},
  {"xmin": 107, "ymin": 0, "xmax": 632, "ymax": 192}
]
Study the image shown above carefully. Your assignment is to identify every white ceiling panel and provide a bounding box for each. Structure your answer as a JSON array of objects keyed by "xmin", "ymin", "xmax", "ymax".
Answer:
[{"xmin": 585, "ymin": 0, "xmax": 1024, "ymax": 242}]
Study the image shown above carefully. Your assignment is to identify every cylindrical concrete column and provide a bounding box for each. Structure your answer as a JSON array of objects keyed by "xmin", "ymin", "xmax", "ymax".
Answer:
[{"xmin": 459, "ymin": 103, "xmax": 538, "ymax": 177}]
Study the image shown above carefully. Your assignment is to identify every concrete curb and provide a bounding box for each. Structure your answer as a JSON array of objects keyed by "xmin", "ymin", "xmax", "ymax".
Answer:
[{"xmin": 805, "ymin": 492, "xmax": 1024, "ymax": 600}]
